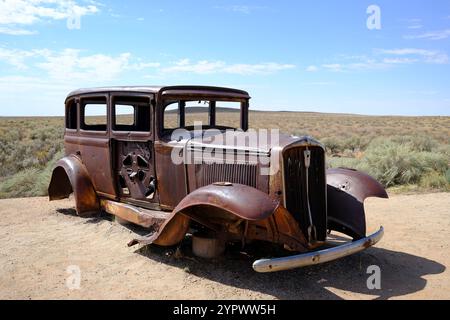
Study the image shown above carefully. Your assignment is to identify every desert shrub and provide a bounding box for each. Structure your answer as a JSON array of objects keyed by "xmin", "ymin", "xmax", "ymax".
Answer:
[
  {"xmin": 321, "ymin": 137, "xmax": 342, "ymax": 154},
  {"xmin": 420, "ymin": 171, "xmax": 449, "ymax": 190},
  {"xmin": 388, "ymin": 135, "xmax": 439, "ymax": 152},
  {"xmin": 364, "ymin": 138, "xmax": 447, "ymax": 184},
  {"xmin": 329, "ymin": 137, "xmax": 449, "ymax": 189},
  {"xmin": 0, "ymin": 147, "xmax": 64, "ymax": 199},
  {"xmin": 327, "ymin": 157, "xmax": 361, "ymax": 169},
  {"xmin": 0, "ymin": 118, "xmax": 64, "ymax": 178}
]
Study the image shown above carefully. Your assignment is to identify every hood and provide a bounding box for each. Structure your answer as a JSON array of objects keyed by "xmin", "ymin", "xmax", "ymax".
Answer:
[{"xmin": 186, "ymin": 130, "xmax": 324, "ymax": 155}]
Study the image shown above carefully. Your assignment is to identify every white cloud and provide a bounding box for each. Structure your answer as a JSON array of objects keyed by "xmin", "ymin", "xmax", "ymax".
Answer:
[
  {"xmin": 404, "ymin": 29, "xmax": 450, "ymax": 40},
  {"xmin": 228, "ymin": 5, "xmax": 251, "ymax": 14},
  {"xmin": 402, "ymin": 18, "xmax": 421, "ymax": 23},
  {"xmin": 322, "ymin": 63, "xmax": 342, "ymax": 72},
  {"xmin": 305, "ymin": 65, "xmax": 318, "ymax": 72},
  {"xmin": 317, "ymin": 48, "xmax": 449, "ymax": 73},
  {"xmin": 321, "ymin": 59, "xmax": 388, "ymax": 72},
  {"xmin": 163, "ymin": 59, "xmax": 226, "ymax": 74},
  {"xmin": 162, "ymin": 59, "xmax": 295, "ymax": 75},
  {"xmin": 407, "ymin": 24, "xmax": 423, "ymax": 29},
  {"xmin": 0, "ymin": 48, "xmax": 161, "ymax": 81},
  {"xmin": 299, "ymin": 81, "xmax": 335, "ymax": 86},
  {"xmin": 382, "ymin": 57, "xmax": 418, "ymax": 64},
  {"xmin": 36, "ymin": 49, "xmax": 131, "ymax": 81},
  {"xmin": 0, "ymin": 48, "xmax": 294, "ymax": 80},
  {"xmin": 0, "ymin": 0, "xmax": 99, "ymax": 35},
  {"xmin": 0, "ymin": 26, "xmax": 37, "ymax": 35},
  {"xmin": 213, "ymin": 5, "xmax": 266, "ymax": 14},
  {"xmin": 377, "ymin": 48, "xmax": 449, "ymax": 64},
  {"xmin": 223, "ymin": 62, "xmax": 295, "ymax": 75},
  {"xmin": 400, "ymin": 18, "xmax": 423, "ymax": 30},
  {"xmin": 0, "ymin": 47, "xmax": 37, "ymax": 69}
]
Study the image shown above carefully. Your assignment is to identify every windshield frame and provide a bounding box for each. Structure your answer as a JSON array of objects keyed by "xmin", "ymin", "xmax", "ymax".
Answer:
[{"xmin": 158, "ymin": 97, "xmax": 249, "ymax": 139}]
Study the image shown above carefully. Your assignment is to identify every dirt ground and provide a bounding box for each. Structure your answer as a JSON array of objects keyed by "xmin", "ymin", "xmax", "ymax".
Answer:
[{"xmin": 0, "ymin": 193, "xmax": 449, "ymax": 300}]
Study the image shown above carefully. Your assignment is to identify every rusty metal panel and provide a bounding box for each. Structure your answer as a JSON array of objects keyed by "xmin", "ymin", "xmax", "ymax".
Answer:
[
  {"xmin": 326, "ymin": 168, "xmax": 388, "ymax": 239},
  {"xmin": 101, "ymin": 199, "xmax": 168, "ymax": 228},
  {"xmin": 154, "ymin": 141, "xmax": 187, "ymax": 209},
  {"xmin": 48, "ymin": 155, "xmax": 99, "ymax": 216},
  {"xmin": 174, "ymin": 183, "xmax": 279, "ymax": 221}
]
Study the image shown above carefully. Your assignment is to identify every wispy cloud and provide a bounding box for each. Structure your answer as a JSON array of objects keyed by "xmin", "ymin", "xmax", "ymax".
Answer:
[
  {"xmin": 315, "ymin": 48, "xmax": 449, "ymax": 73},
  {"xmin": 0, "ymin": 48, "xmax": 294, "ymax": 79},
  {"xmin": 0, "ymin": 47, "xmax": 37, "ymax": 69},
  {"xmin": 213, "ymin": 5, "xmax": 266, "ymax": 14},
  {"xmin": 382, "ymin": 57, "xmax": 418, "ymax": 64},
  {"xmin": 305, "ymin": 65, "xmax": 318, "ymax": 72},
  {"xmin": 0, "ymin": 48, "xmax": 160, "ymax": 81},
  {"xmin": 407, "ymin": 24, "xmax": 423, "ymax": 29},
  {"xmin": 377, "ymin": 48, "xmax": 449, "ymax": 64},
  {"xmin": 299, "ymin": 81, "xmax": 335, "ymax": 86},
  {"xmin": 404, "ymin": 29, "xmax": 450, "ymax": 40},
  {"xmin": 36, "ymin": 49, "xmax": 132, "ymax": 81},
  {"xmin": 0, "ymin": 26, "xmax": 37, "ymax": 35},
  {"xmin": 0, "ymin": 0, "xmax": 99, "ymax": 35},
  {"xmin": 320, "ymin": 57, "xmax": 388, "ymax": 72},
  {"xmin": 400, "ymin": 18, "xmax": 423, "ymax": 30},
  {"xmin": 162, "ymin": 59, "xmax": 295, "ymax": 75}
]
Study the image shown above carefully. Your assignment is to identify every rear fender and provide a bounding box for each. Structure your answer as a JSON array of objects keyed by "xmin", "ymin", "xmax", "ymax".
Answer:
[
  {"xmin": 327, "ymin": 168, "xmax": 388, "ymax": 239},
  {"xmin": 48, "ymin": 155, "xmax": 99, "ymax": 217}
]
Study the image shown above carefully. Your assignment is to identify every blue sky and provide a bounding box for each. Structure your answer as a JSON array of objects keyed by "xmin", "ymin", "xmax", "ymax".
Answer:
[{"xmin": 0, "ymin": 0, "xmax": 449, "ymax": 116}]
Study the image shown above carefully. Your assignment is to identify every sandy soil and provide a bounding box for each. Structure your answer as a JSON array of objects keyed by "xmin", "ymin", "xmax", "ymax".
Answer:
[{"xmin": 0, "ymin": 193, "xmax": 449, "ymax": 300}]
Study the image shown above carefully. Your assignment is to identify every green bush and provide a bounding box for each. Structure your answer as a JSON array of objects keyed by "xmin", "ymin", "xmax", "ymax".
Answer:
[
  {"xmin": 328, "ymin": 136, "xmax": 449, "ymax": 190},
  {"xmin": 0, "ymin": 150, "xmax": 64, "ymax": 199},
  {"xmin": 420, "ymin": 171, "xmax": 449, "ymax": 190}
]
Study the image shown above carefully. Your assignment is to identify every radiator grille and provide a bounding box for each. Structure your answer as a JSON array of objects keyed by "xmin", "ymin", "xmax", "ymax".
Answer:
[
  {"xmin": 195, "ymin": 162, "xmax": 258, "ymax": 188},
  {"xmin": 283, "ymin": 146, "xmax": 327, "ymax": 241}
]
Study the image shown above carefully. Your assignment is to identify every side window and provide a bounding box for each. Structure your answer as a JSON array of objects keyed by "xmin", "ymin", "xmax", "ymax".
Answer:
[
  {"xmin": 215, "ymin": 101, "xmax": 242, "ymax": 129},
  {"xmin": 185, "ymin": 101, "xmax": 209, "ymax": 127},
  {"xmin": 115, "ymin": 104, "xmax": 135, "ymax": 126},
  {"xmin": 66, "ymin": 99, "xmax": 77, "ymax": 130},
  {"xmin": 81, "ymin": 97, "xmax": 107, "ymax": 131},
  {"xmin": 163, "ymin": 102, "xmax": 179, "ymax": 130},
  {"xmin": 112, "ymin": 96, "xmax": 151, "ymax": 132}
]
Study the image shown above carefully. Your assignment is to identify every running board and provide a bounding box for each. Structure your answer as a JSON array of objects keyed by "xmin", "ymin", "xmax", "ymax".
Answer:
[{"xmin": 100, "ymin": 199, "xmax": 170, "ymax": 228}]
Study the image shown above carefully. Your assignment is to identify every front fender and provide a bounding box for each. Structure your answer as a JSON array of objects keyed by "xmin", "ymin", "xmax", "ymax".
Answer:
[
  {"xmin": 129, "ymin": 183, "xmax": 280, "ymax": 247},
  {"xmin": 172, "ymin": 182, "xmax": 279, "ymax": 221},
  {"xmin": 327, "ymin": 168, "xmax": 388, "ymax": 239},
  {"xmin": 48, "ymin": 155, "xmax": 99, "ymax": 217}
]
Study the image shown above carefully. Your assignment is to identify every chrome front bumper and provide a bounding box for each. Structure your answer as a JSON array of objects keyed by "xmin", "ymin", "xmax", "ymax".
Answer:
[{"xmin": 252, "ymin": 226, "xmax": 384, "ymax": 273}]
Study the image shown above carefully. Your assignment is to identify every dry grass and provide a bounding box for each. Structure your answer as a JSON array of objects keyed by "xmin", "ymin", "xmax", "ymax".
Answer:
[{"xmin": 0, "ymin": 111, "xmax": 449, "ymax": 198}]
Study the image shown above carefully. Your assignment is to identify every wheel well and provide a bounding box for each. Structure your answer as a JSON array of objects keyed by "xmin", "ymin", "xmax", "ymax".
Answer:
[{"xmin": 48, "ymin": 166, "xmax": 73, "ymax": 200}]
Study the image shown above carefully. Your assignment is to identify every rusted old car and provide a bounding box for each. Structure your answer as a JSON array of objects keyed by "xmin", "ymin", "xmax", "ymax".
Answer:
[{"xmin": 49, "ymin": 86, "xmax": 388, "ymax": 272}]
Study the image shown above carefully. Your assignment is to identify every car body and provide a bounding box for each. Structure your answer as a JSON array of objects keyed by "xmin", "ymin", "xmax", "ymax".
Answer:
[{"xmin": 48, "ymin": 85, "xmax": 388, "ymax": 272}]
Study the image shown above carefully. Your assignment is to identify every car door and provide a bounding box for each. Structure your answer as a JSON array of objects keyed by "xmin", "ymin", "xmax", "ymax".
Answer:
[
  {"xmin": 109, "ymin": 93, "xmax": 158, "ymax": 208},
  {"xmin": 77, "ymin": 94, "xmax": 117, "ymax": 198}
]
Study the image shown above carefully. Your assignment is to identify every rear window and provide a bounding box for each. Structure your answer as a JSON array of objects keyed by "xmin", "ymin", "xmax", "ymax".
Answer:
[
  {"xmin": 81, "ymin": 97, "xmax": 107, "ymax": 131},
  {"xmin": 65, "ymin": 99, "xmax": 77, "ymax": 130},
  {"xmin": 112, "ymin": 96, "xmax": 151, "ymax": 132}
]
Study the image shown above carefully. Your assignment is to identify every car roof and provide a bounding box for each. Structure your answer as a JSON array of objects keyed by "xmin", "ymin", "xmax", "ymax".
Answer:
[{"xmin": 66, "ymin": 85, "xmax": 250, "ymax": 100}]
